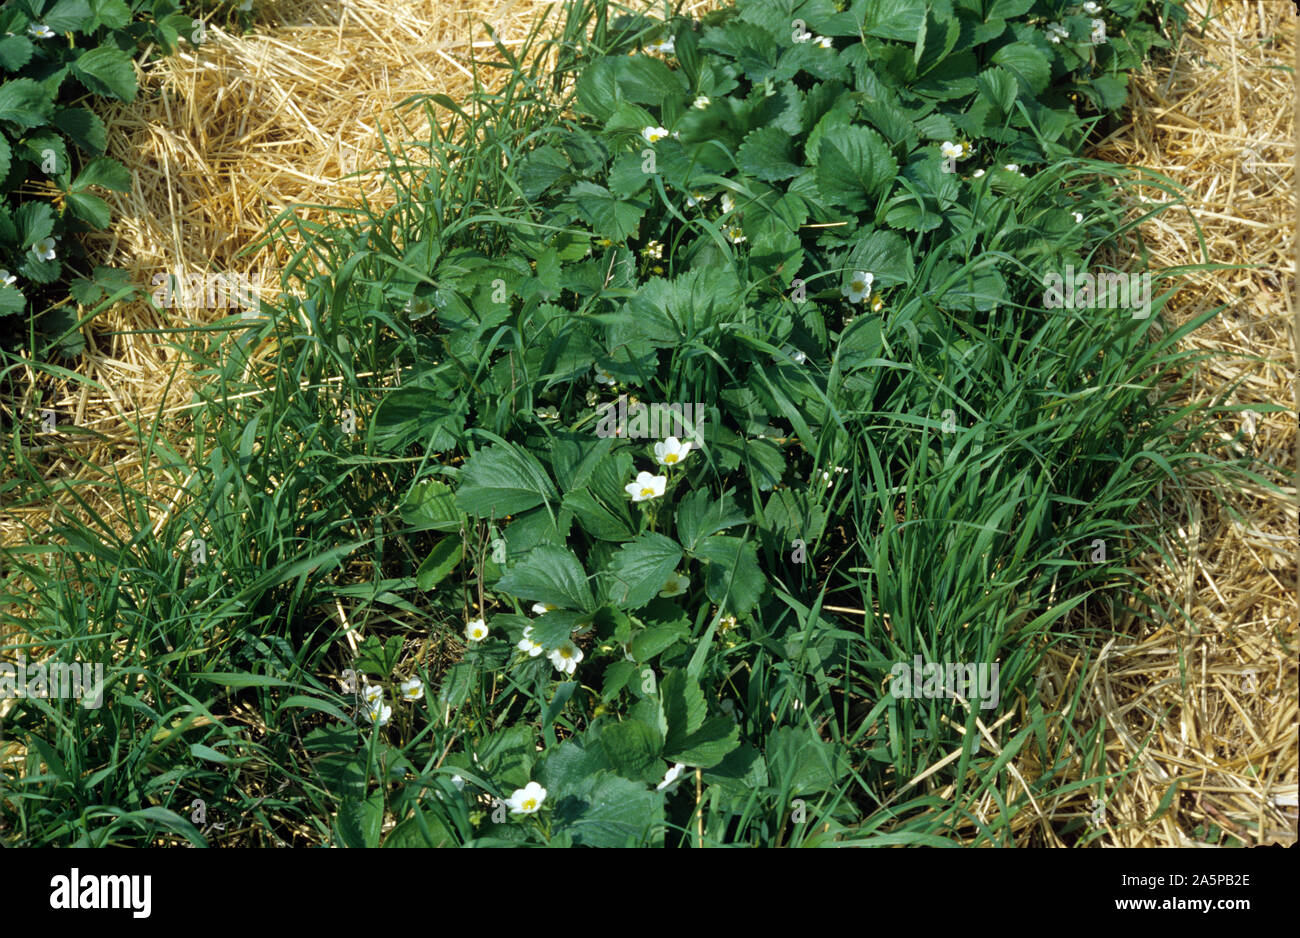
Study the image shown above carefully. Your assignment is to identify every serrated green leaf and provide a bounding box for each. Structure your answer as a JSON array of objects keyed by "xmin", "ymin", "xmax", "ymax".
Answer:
[
  {"xmin": 455, "ymin": 442, "xmax": 557, "ymax": 517},
  {"xmin": 416, "ymin": 537, "xmax": 462, "ymax": 590},
  {"xmin": 615, "ymin": 54, "xmax": 688, "ymax": 107},
  {"xmin": 70, "ymin": 156, "xmax": 131, "ymax": 192},
  {"xmin": 0, "ymin": 36, "xmax": 35, "ymax": 72},
  {"xmin": 0, "ymin": 285, "xmax": 24, "ymax": 318},
  {"xmin": 93, "ymin": 0, "xmax": 133, "ymax": 30},
  {"xmin": 737, "ymin": 125, "xmax": 802, "ymax": 181},
  {"xmin": 569, "ymin": 181, "xmax": 646, "ymax": 242},
  {"xmin": 477, "ymin": 723, "xmax": 535, "ymax": 789},
  {"xmin": 0, "ymin": 78, "xmax": 54, "ymax": 129},
  {"xmin": 337, "ymin": 791, "xmax": 384, "ymax": 848},
  {"xmin": 692, "ymin": 535, "xmax": 765, "ymax": 615},
  {"xmin": 400, "ymin": 480, "xmax": 464, "ymax": 533},
  {"xmin": 64, "ymin": 191, "xmax": 110, "ymax": 228},
  {"xmin": 991, "ymin": 42, "xmax": 1051, "ymax": 95},
  {"xmin": 563, "ymin": 487, "xmax": 637, "ymax": 542},
  {"xmin": 629, "ymin": 622, "xmax": 687, "ymax": 662},
  {"xmin": 977, "ymin": 65, "xmax": 1019, "ymax": 114},
  {"xmin": 861, "ymin": 0, "xmax": 928, "ymax": 42},
  {"xmin": 597, "ymin": 718, "xmax": 664, "ymax": 782},
  {"xmin": 674, "ymin": 489, "xmax": 748, "ymax": 551},
  {"xmin": 527, "ymin": 609, "xmax": 586, "ymax": 648},
  {"xmin": 661, "ymin": 669, "xmax": 706, "ymax": 743},
  {"xmin": 765, "ymin": 725, "xmax": 848, "ymax": 794},
  {"xmin": 552, "ymin": 771, "xmax": 662, "ymax": 847},
  {"xmin": 845, "ymin": 228, "xmax": 914, "ymax": 287},
  {"xmin": 71, "ymin": 46, "xmax": 137, "ymax": 102},
  {"xmin": 52, "ymin": 107, "xmax": 107, "ymax": 155},
  {"xmin": 815, "ymin": 124, "xmax": 897, "ymax": 211},
  {"xmin": 575, "ymin": 57, "xmax": 623, "ymax": 122},
  {"xmin": 45, "ymin": 0, "xmax": 93, "ymax": 33},
  {"xmin": 496, "ymin": 544, "xmax": 595, "ymax": 612},
  {"xmin": 1089, "ymin": 74, "xmax": 1129, "ymax": 111},
  {"xmin": 602, "ymin": 532, "xmax": 682, "ymax": 610},
  {"xmin": 19, "ymin": 254, "xmax": 61, "ymax": 285},
  {"xmin": 664, "ymin": 715, "xmax": 740, "ymax": 768}
]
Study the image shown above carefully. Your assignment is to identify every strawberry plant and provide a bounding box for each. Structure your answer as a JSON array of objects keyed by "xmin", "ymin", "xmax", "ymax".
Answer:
[{"xmin": 0, "ymin": 0, "xmax": 197, "ymax": 360}]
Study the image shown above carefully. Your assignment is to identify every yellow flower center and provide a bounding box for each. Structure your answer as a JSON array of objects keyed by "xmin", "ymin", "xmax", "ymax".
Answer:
[
  {"xmin": 560, "ymin": 647, "xmax": 572, "ymax": 659},
  {"xmin": 640, "ymin": 487, "xmax": 655, "ymax": 497},
  {"xmin": 664, "ymin": 453, "xmax": 678, "ymax": 463},
  {"xmin": 522, "ymin": 799, "xmax": 536, "ymax": 811}
]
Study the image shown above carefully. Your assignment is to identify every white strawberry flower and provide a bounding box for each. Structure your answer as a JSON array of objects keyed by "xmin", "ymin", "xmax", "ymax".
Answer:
[
  {"xmin": 517, "ymin": 624, "xmax": 545, "ymax": 657},
  {"xmin": 685, "ymin": 190, "xmax": 709, "ymax": 207},
  {"xmin": 1046, "ymin": 22, "xmax": 1069, "ymax": 43},
  {"xmin": 549, "ymin": 639, "xmax": 583, "ymax": 675},
  {"xmin": 642, "ymin": 126, "xmax": 670, "ymax": 144},
  {"xmin": 813, "ymin": 35, "xmax": 833, "ymax": 49},
  {"xmin": 531, "ymin": 602, "xmax": 557, "ymax": 615},
  {"xmin": 508, "ymin": 781, "xmax": 547, "ymax": 815},
  {"xmin": 399, "ymin": 677, "xmax": 423, "ymax": 701},
  {"xmin": 720, "ymin": 193, "xmax": 736, "ymax": 214},
  {"xmin": 724, "ymin": 225, "xmax": 746, "ymax": 244},
  {"xmin": 1004, "ymin": 164, "xmax": 1019, "ymax": 173},
  {"xmin": 657, "ymin": 762, "xmax": 686, "ymax": 791},
  {"xmin": 940, "ymin": 141, "xmax": 964, "ymax": 161},
  {"xmin": 0, "ymin": 270, "xmax": 16, "ymax": 287},
  {"xmin": 362, "ymin": 683, "xmax": 384, "ymax": 705},
  {"xmin": 658, "ymin": 571, "xmax": 689, "ymax": 598},
  {"xmin": 692, "ymin": 95, "xmax": 710, "ymax": 110},
  {"xmin": 821, "ymin": 466, "xmax": 849, "ymax": 488},
  {"xmin": 1072, "ymin": 211, "xmax": 1084, "ymax": 224},
  {"xmin": 653, "ymin": 436, "xmax": 691, "ymax": 467},
  {"xmin": 465, "ymin": 618, "xmax": 489, "ymax": 642},
  {"xmin": 593, "ymin": 364, "xmax": 617, "ymax": 385},
  {"xmin": 972, "ymin": 168, "xmax": 985, "ymax": 178},
  {"xmin": 842, "ymin": 270, "xmax": 874, "ymax": 303},
  {"xmin": 32, "ymin": 237, "xmax": 57, "ymax": 261},
  {"xmin": 1082, "ymin": 2, "xmax": 1101, "ymax": 14},
  {"xmin": 28, "ymin": 24, "xmax": 55, "ymax": 39},
  {"xmin": 365, "ymin": 701, "xmax": 392, "ymax": 727},
  {"xmin": 406, "ymin": 295, "xmax": 435, "ymax": 320},
  {"xmin": 625, "ymin": 470, "xmax": 667, "ymax": 502}
]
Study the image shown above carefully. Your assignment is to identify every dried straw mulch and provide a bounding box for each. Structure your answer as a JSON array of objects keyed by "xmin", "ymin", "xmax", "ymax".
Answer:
[{"xmin": 1022, "ymin": 0, "xmax": 1296, "ymax": 847}]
